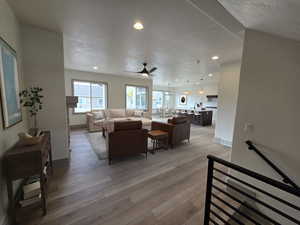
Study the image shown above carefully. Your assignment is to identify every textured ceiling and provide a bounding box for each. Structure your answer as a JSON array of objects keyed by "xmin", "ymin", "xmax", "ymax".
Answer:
[
  {"xmin": 8, "ymin": 0, "xmax": 244, "ymax": 87},
  {"xmin": 218, "ymin": 0, "xmax": 300, "ymax": 42}
]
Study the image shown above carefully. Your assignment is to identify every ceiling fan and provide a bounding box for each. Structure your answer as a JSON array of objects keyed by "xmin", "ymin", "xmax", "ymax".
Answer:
[{"xmin": 126, "ymin": 63, "xmax": 157, "ymax": 77}]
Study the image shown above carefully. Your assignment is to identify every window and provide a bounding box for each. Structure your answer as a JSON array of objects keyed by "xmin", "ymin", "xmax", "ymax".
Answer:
[
  {"xmin": 126, "ymin": 85, "xmax": 148, "ymax": 110},
  {"xmin": 152, "ymin": 91, "xmax": 164, "ymax": 109},
  {"xmin": 73, "ymin": 80, "xmax": 107, "ymax": 113},
  {"xmin": 164, "ymin": 92, "xmax": 172, "ymax": 108},
  {"xmin": 152, "ymin": 91, "xmax": 174, "ymax": 109}
]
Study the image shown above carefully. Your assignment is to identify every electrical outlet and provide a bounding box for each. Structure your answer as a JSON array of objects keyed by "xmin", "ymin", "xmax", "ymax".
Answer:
[{"xmin": 244, "ymin": 123, "xmax": 253, "ymax": 132}]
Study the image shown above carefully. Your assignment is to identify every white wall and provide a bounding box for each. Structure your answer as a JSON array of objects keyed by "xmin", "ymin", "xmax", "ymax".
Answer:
[
  {"xmin": 21, "ymin": 25, "xmax": 68, "ymax": 160},
  {"xmin": 0, "ymin": 0, "xmax": 28, "ymax": 223},
  {"xmin": 153, "ymin": 85, "xmax": 173, "ymax": 92},
  {"xmin": 232, "ymin": 29, "xmax": 300, "ymax": 223},
  {"xmin": 215, "ymin": 62, "xmax": 241, "ymax": 147},
  {"xmin": 65, "ymin": 69, "xmax": 153, "ymax": 126}
]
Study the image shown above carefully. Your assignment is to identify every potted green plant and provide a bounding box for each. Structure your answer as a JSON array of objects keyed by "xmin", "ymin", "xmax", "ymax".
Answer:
[{"xmin": 19, "ymin": 87, "xmax": 43, "ymax": 129}]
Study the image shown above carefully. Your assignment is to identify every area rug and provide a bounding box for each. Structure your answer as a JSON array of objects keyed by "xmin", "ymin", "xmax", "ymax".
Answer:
[
  {"xmin": 86, "ymin": 132, "xmax": 108, "ymax": 160},
  {"xmin": 86, "ymin": 131, "xmax": 157, "ymax": 160}
]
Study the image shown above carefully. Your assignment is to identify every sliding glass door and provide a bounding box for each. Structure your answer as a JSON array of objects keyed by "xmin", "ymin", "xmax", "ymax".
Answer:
[
  {"xmin": 152, "ymin": 91, "xmax": 174, "ymax": 114},
  {"xmin": 152, "ymin": 91, "xmax": 164, "ymax": 109}
]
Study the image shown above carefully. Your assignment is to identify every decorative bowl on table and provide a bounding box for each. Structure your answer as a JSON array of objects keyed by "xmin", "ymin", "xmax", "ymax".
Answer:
[{"xmin": 18, "ymin": 132, "xmax": 44, "ymax": 146}]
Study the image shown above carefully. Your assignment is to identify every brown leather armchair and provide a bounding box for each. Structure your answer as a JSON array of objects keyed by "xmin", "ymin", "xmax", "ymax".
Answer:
[
  {"xmin": 106, "ymin": 121, "xmax": 148, "ymax": 164},
  {"xmin": 151, "ymin": 117, "xmax": 191, "ymax": 148}
]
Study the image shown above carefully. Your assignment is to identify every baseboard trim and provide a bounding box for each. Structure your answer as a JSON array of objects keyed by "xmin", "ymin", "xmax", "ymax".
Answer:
[
  {"xmin": 214, "ymin": 137, "xmax": 233, "ymax": 148},
  {"xmin": 70, "ymin": 124, "xmax": 87, "ymax": 130}
]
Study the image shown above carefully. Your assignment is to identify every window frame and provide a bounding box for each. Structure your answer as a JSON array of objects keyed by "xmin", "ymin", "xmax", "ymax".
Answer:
[
  {"xmin": 152, "ymin": 90, "xmax": 174, "ymax": 109},
  {"xmin": 125, "ymin": 84, "xmax": 149, "ymax": 111},
  {"xmin": 72, "ymin": 79, "xmax": 108, "ymax": 114},
  {"xmin": 163, "ymin": 91, "xmax": 174, "ymax": 109},
  {"xmin": 152, "ymin": 90, "xmax": 164, "ymax": 109}
]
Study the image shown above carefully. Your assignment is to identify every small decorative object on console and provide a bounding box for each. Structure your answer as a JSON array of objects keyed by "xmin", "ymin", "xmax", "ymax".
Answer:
[
  {"xmin": 20, "ymin": 180, "xmax": 41, "ymax": 207},
  {"xmin": 17, "ymin": 132, "xmax": 44, "ymax": 146}
]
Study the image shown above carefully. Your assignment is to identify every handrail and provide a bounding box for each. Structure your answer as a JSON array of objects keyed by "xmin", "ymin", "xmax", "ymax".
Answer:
[
  {"xmin": 245, "ymin": 140, "xmax": 299, "ymax": 189},
  {"xmin": 207, "ymin": 155, "xmax": 300, "ymax": 196}
]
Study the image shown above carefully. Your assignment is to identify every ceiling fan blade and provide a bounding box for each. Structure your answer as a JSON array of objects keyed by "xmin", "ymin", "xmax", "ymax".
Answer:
[
  {"xmin": 149, "ymin": 67, "xmax": 157, "ymax": 73},
  {"xmin": 124, "ymin": 71, "xmax": 149, "ymax": 78},
  {"xmin": 124, "ymin": 70, "xmax": 140, "ymax": 74}
]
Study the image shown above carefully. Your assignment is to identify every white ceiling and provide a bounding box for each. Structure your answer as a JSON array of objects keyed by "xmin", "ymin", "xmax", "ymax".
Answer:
[
  {"xmin": 218, "ymin": 0, "xmax": 300, "ymax": 42},
  {"xmin": 8, "ymin": 0, "xmax": 244, "ymax": 87}
]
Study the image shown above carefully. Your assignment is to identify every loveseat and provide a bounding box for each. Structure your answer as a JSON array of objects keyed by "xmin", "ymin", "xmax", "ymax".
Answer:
[{"xmin": 86, "ymin": 109, "xmax": 152, "ymax": 132}]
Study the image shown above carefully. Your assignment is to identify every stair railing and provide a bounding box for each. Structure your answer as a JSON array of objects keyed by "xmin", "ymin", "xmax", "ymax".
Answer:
[{"xmin": 203, "ymin": 155, "xmax": 300, "ymax": 225}]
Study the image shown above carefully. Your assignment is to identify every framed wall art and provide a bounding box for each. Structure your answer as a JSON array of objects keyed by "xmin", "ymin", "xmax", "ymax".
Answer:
[
  {"xmin": 179, "ymin": 95, "xmax": 187, "ymax": 105},
  {"xmin": 0, "ymin": 37, "xmax": 22, "ymax": 129}
]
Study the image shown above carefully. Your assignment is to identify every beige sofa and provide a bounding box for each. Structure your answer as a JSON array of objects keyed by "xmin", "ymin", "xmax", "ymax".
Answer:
[{"xmin": 86, "ymin": 109, "xmax": 152, "ymax": 132}]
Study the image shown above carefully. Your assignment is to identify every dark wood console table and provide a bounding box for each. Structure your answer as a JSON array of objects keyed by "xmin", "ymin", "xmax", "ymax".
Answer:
[{"xmin": 3, "ymin": 131, "xmax": 53, "ymax": 225}]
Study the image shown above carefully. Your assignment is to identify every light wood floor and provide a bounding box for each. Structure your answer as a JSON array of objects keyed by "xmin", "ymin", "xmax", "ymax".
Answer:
[{"xmin": 19, "ymin": 125, "xmax": 231, "ymax": 225}]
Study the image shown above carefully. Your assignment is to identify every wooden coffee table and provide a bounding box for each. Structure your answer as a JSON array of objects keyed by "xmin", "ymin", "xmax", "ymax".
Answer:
[{"xmin": 148, "ymin": 130, "xmax": 168, "ymax": 154}]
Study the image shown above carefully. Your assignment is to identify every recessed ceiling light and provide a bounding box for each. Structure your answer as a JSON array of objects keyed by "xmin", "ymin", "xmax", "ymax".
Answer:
[
  {"xmin": 208, "ymin": 73, "xmax": 213, "ymax": 77},
  {"xmin": 211, "ymin": 56, "xmax": 219, "ymax": 60},
  {"xmin": 199, "ymin": 90, "xmax": 204, "ymax": 95},
  {"xmin": 133, "ymin": 22, "xmax": 144, "ymax": 30},
  {"xmin": 93, "ymin": 66, "xmax": 98, "ymax": 70}
]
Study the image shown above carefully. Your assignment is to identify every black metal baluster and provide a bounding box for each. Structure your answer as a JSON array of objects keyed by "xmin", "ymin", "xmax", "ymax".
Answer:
[{"xmin": 204, "ymin": 158, "xmax": 214, "ymax": 225}]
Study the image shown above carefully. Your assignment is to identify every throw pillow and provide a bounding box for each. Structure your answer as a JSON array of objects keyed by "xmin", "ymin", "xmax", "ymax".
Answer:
[
  {"xmin": 93, "ymin": 111, "xmax": 104, "ymax": 120},
  {"xmin": 126, "ymin": 109, "xmax": 135, "ymax": 117},
  {"xmin": 134, "ymin": 110, "xmax": 143, "ymax": 117}
]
